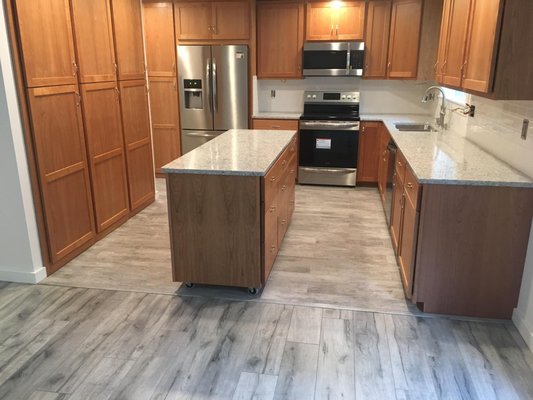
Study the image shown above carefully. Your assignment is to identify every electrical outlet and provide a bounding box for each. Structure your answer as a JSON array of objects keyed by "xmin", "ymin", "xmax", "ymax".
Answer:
[
  {"xmin": 521, "ymin": 119, "xmax": 529, "ymax": 140},
  {"xmin": 270, "ymin": 90, "xmax": 276, "ymax": 98}
]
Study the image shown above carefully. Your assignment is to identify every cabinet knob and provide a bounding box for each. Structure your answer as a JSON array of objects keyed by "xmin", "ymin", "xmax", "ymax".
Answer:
[
  {"xmin": 270, "ymin": 176, "xmax": 276, "ymax": 182},
  {"xmin": 407, "ymin": 182, "xmax": 413, "ymax": 189}
]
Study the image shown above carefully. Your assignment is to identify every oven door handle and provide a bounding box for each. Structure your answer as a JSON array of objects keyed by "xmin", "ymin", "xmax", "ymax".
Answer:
[{"xmin": 300, "ymin": 121, "xmax": 360, "ymax": 131}]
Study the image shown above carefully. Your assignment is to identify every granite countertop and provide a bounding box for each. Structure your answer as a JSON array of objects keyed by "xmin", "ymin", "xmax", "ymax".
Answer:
[
  {"xmin": 253, "ymin": 111, "xmax": 302, "ymax": 120},
  {"xmin": 161, "ymin": 129, "xmax": 296, "ymax": 176},
  {"xmin": 361, "ymin": 114, "xmax": 533, "ymax": 188}
]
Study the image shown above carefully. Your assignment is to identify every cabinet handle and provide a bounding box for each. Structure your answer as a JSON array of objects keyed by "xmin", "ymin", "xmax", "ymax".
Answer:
[
  {"xmin": 72, "ymin": 61, "xmax": 78, "ymax": 77},
  {"xmin": 281, "ymin": 185, "xmax": 287, "ymax": 191},
  {"xmin": 270, "ymin": 176, "xmax": 276, "ymax": 182},
  {"xmin": 434, "ymin": 61, "xmax": 438, "ymax": 73},
  {"xmin": 397, "ymin": 161, "xmax": 402, "ymax": 167},
  {"xmin": 270, "ymin": 245, "xmax": 276, "ymax": 252},
  {"xmin": 115, "ymin": 87, "xmax": 120, "ymax": 96},
  {"xmin": 282, "ymin": 219, "xmax": 287, "ymax": 224},
  {"xmin": 114, "ymin": 62, "xmax": 118, "ymax": 74},
  {"xmin": 282, "ymin": 160, "xmax": 287, "ymax": 166},
  {"xmin": 406, "ymin": 182, "xmax": 413, "ymax": 189},
  {"xmin": 461, "ymin": 59, "xmax": 468, "ymax": 79},
  {"xmin": 271, "ymin": 125, "xmax": 281, "ymax": 129},
  {"xmin": 75, "ymin": 91, "xmax": 81, "ymax": 107},
  {"xmin": 362, "ymin": 126, "xmax": 366, "ymax": 133},
  {"xmin": 269, "ymin": 206, "xmax": 276, "ymax": 213},
  {"xmin": 387, "ymin": 61, "xmax": 391, "ymax": 70}
]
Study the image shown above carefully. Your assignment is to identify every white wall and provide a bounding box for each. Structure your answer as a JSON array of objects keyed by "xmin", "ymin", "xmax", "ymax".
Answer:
[
  {"xmin": 0, "ymin": 3, "xmax": 45, "ymax": 283},
  {"xmin": 255, "ymin": 77, "xmax": 436, "ymax": 115}
]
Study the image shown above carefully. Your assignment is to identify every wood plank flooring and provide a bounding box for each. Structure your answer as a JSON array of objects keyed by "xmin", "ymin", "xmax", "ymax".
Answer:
[
  {"xmin": 1, "ymin": 283, "xmax": 533, "ymax": 399},
  {"xmin": 44, "ymin": 180, "xmax": 415, "ymax": 314}
]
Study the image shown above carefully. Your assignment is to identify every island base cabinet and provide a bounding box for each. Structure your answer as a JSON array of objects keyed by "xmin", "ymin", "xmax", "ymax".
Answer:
[
  {"xmin": 167, "ymin": 174, "xmax": 263, "ymax": 288},
  {"xmin": 413, "ymin": 184, "xmax": 533, "ymax": 319}
]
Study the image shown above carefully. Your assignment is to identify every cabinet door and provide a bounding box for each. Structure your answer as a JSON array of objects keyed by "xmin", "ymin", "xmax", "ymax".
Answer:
[
  {"xmin": 462, "ymin": 0, "xmax": 502, "ymax": 93},
  {"xmin": 143, "ymin": 2, "xmax": 177, "ymax": 77},
  {"xmin": 71, "ymin": 0, "xmax": 116, "ymax": 83},
  {"xmin": 365, "ymin": 1, "xmax": 392, "ymax": 79},
  {"xmin": 336, "ymin": 1, "xmax": 366, "ymax": 40},
  {"xmin": 112, "ymin": 0, "xmax": 146, "ymax": 80},
  {"xmin": 212, "ymin": 1, "xmax": 250, "ymax": 40},
  {"xmin": 149, "ymin": 77, "xmax": 181, "ymax": 171},
  {"xmin": 81, "ymin": 82, "xmax": 130, "ymax": 232},
  {"xmin": 27, "ymin": 85, "xmax": 95, "ymax": 263},
  {"xmin": 15, "ymin": 0, "xmax": 77, "ymax": 87},
  {"xmin": 441, "ymin": 0, "xmax": 471, "ymax": 88},
  {"xmin": 390, "ymin": 172, "xmax": 404, "ymax": 254},
  {"xmin": 174, "ymin": 2, "xmax": 212, "ymax": 40},
  {"xmin": 119, "ymin": 80, "xmax": 155, "ymax": 211},
  {"xmin": 306, "ymin": 2, "xmax": 335, "ymax": 41},
  {"xmin": 398, "ymin": 194, "xmax": 419, "ymax": 297},
  {"xmin": 435, "ymin": 0, "xmax": 452, "ymax": 83},
  {"xmin": 387, "ymin": 0, "xmax": 423, "ymax": 79},
  {"xmin": 357, "ymin": 122, "xmax": 381, "ymax": 183},
  {"xmin": 257, "ymin": 3, "xmax": 304, "ymax": 79}
]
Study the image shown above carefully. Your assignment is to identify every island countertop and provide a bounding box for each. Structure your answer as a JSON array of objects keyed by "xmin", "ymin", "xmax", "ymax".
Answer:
[{"xmin": 161, "ymin": 129, "xmax": 296, "ymax": 176}]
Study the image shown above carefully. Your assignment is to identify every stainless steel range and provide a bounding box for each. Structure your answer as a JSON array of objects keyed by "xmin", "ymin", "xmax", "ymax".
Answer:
[{"xmin": 298, "ymin": 91, "xmax": 360, "ymax": 187}]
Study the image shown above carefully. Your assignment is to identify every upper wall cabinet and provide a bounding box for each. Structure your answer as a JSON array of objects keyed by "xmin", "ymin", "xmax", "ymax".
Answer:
[
  {"xmin": 71, "ymin": 0, "xmax": 117, "ymax": 83},
  {"xmin": 257, "ymin": 2, "xmax": 304, "ymax": 79},
  {"xmin": 143, "ymin": 2, "xmax": 177, "ymax": 77},
  {"xmin": 436, "ymin": 0, "xmax": 533, "ymax": 99},
  {"xmin": 387, "ymin": 0, "xmax": 423, "ymax": 79},
  {"xmin": 306, "ymin": 1, "xmax": 365, "ymax": 41},
  {"xmin": 174, "ymin": 1, "xmax": 250, "ymax": 41},
  {"xmin": 15, "ymin": 0, "xmax": 78, "ymax": 87},
  {"xmin": 112, "ymin": 0, "xmax": 146, "ymax": 80},
  {"xmin": 364, "ymin": 0, "xmax": 424, "ymax": 80}
]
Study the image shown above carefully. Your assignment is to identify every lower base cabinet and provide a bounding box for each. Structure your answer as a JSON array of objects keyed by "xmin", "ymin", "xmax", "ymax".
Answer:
[
  {"xmin": 167, "ymin": 135, "xmax": 297, "ymax": 289},
  {"xmin": 380, "ymin": 128, "xmax": 533, "ymax": 319}
]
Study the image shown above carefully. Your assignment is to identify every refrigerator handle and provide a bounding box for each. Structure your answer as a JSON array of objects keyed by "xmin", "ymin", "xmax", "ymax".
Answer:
[
  {"xmin": 206, "ymin": 57, "xmax": 212, "ymax": 113},
  {"xmin": 212, "ymin": 57, "xmax": 217, "ymax": 113}
]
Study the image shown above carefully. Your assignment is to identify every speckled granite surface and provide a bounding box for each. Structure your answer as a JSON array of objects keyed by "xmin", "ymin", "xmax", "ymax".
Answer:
[
  {"xmin": 161, "ymin": 129, "xmax": 296, "ymax": 176},
  {"xmin": 252, "ymin": 111, "xmax": 302, "ymax": 120},
  {"xmin": 361, "ymin": 114, "xmax": 533, "ymax": 187}
]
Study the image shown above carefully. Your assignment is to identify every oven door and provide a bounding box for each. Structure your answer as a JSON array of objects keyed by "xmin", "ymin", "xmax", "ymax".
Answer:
[
  {"xmin": 303, "ymin": 42, "xmax": 364, "ymax": 77},
  {"xmin": 298, "ymin": 120, "xmax": 359, "ymax": 186}
]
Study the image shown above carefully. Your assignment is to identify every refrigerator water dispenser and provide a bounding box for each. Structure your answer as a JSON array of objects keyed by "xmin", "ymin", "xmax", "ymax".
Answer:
[{"xmin": 183, "ymin": 79, "xmax": 203, "ymax": 110}]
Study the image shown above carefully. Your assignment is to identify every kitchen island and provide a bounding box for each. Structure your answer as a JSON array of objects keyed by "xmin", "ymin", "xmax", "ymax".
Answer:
[{"xmin": 162, "ymin": 129, "xmax": 297, "ymax": 293}]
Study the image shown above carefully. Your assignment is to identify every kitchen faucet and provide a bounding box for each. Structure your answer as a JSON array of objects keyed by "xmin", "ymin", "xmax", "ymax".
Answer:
[{"xmin": 422, "ymin": 86, "xmax": 448, "ymax": 130}]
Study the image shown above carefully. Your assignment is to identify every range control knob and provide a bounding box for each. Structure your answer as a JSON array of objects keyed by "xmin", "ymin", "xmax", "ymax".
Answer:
[
  {"xmin": 347, "ymin": 95, "xmax": 352, "ymax": 99},
  {"xmin": 312, "ymin": 94, "xmax": 317, "ymax": 99},
  {"xmin": 307, "ymin": 95, "xmax": 311, "ymax": 99},
  {"xmin": 341, "ymin": 95, "xmax": 346, "ymax": 99}
]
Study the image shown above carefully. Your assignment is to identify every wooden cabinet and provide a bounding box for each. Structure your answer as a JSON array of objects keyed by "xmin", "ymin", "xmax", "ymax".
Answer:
[
  {"xmin": 257, "ymin": 2, "xmax": 304, "ymax": 79},
  {"xmin": 111, "ymin": 0, "xmax": 146, "ymax": 80},
  {"xmin": 436, "ymin": 0, "xmax": 533, "ymax": 98},
  {"xmin": 148, "ymin": 77, "xmax": 181, "ymax": 171},
  {"xmin": 306, "ymin": 1, "xmax": 365, "ymax": 41},
  {"xmin": 80, "ymin": 82, "xmax": 130, "ymax": 232},
  {"xmin": 387, "ymin": 0, "xmax": 423, "ymax": 79},
  {"xmin": 143, "ymin": 2, "xmax": 177, "ymax": 77},
  {"xmin": 357, "ymin": 122, "xmax": 381, "ymax": 183},
  {"xmin": 174, "ymin": 1, "xmax": 250, "ymax": 41},
  {"xmin": 71, "ymin": 0, "xmax": 116, "ymax": 83},
  {"xmin": 27, "ymin": 85, "xmax": 95, "ymax": 263},
  {"xmin": 251, "ymin": 119, "xmax": 299, "ymax": 131},
  {"xmin": 364, "ymin": 1, "xmax": 392, "ymax": 79},
  {"xmin": 15, "ymin": 0, "xmax": 77, "ymax": 87},
  {"xmin": 119, "ymin": 80, "xmax": 155, "ymax": 212}
]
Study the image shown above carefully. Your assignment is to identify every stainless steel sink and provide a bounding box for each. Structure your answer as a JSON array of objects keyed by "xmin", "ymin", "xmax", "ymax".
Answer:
[{"xmin": 394, "ymin": 123, "xmax": 436, "ymax": 132}]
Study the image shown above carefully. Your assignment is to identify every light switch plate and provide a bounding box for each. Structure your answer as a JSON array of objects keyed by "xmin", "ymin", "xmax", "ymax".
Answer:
[{"xmin": 522, "ymin": 119, "xmax": 529, "ymax": 140}]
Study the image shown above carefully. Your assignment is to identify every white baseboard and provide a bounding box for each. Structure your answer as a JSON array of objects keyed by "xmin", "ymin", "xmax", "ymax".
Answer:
[
  {"xmin": 513, "ymin": 308, "xmax": 533, "ymax": 351},
  {"xmin": 0, "ymin": 266, "xmax": 47, "ymax": 284}
]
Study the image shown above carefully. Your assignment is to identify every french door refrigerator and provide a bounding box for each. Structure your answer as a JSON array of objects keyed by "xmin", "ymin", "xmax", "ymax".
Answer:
[{"xmin": 177, "ymin": 45, "xmax": 248, "ymax": 153}]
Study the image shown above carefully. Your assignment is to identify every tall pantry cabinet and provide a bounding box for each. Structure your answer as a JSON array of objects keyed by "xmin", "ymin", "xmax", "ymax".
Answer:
[{"xmin": 13, "ymin": 0, "xmax": 155, "ymax": 272}]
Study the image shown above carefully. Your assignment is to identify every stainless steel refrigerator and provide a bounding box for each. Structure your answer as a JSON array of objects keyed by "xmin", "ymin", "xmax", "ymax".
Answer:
[{"xmin": 177, "ymin": 45, "xmax": 248, "ymax": 153}]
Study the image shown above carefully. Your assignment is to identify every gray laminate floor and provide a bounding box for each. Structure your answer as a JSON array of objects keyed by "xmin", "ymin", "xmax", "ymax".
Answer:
[
  {"xmin": 0, "ymin": 282, "xmax": 532, "ymax": 400},
  {"xmin": 44, "ymin": 179, "xmax": 416, "ymax": 315}
]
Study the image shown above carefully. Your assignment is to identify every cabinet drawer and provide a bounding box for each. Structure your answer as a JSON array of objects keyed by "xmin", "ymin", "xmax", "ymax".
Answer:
[
  {"xmin": 404, "ymin": 165, "xmax": 420, "ymax": 210},
  {"xmin": 252, "ymin": 119, "xmax": 299, "ymax": 131},
  {"xmin": 395, "ymin": 151, "xmax": 407, "ymax": 182}
]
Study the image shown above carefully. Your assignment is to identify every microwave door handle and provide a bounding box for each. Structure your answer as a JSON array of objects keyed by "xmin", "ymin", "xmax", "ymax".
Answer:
[{"xmin": 346, "ymin": 46, "xmax": 351, "ymax": 75}]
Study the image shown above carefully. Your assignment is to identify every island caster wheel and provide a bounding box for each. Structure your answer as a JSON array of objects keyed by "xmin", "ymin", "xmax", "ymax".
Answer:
[
  {"xmin": 184, "ymin": 282, "xmax": 194, "ymax": 288},
  {"xmin": 248, "ymin": 287, "xmax": 259, "ymax": 295}
]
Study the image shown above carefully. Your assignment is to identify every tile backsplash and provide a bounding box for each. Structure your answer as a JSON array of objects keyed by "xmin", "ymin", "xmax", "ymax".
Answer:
[
  {"xmin": 254, "ymin": 77, "xmax": 436, "ymax": 115},
  {"xmin": 443, "ymin": 95, "xmax": 533, "ymax": 178}
]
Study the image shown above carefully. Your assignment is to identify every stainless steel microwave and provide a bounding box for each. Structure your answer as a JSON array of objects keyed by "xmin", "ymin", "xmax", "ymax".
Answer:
[{"xmin": 303, "ymin": 42, "xmax": 365, "ymax": 77}]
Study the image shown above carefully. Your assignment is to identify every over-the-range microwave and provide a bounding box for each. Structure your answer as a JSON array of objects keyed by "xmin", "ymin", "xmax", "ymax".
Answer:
[{"xmin": 303, "ymin": 41, "xmax": 365, "ymax": 77}]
